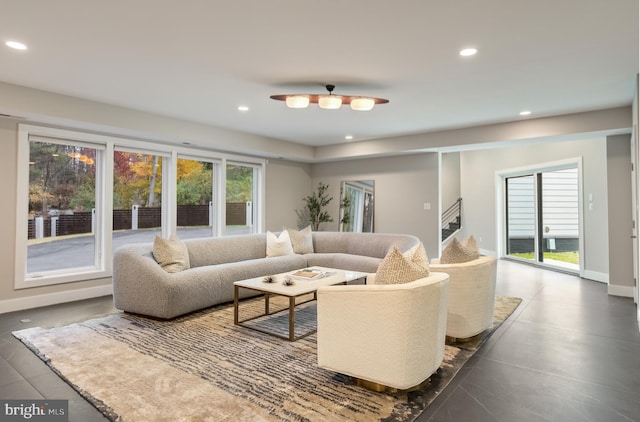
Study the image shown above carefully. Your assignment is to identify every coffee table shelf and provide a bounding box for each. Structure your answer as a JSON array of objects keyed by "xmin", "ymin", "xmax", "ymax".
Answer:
[{"xmin": 233, "ymin": 267, "xmax": 367, "ymax": 341}]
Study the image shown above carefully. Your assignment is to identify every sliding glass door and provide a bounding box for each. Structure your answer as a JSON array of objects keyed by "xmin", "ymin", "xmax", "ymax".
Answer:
[{"xmin": 506, "ymin": 167, "xmax": 580, "ymax": 272}]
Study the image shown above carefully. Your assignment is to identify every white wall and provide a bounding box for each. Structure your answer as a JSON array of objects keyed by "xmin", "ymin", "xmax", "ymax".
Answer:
[
  {"xmin": 310, "ymin": 153, "xmax": 441, "ymax": 260},
  {"xmin": 459, "ymin": 137, "xmax": 609, "ymax": 280}
]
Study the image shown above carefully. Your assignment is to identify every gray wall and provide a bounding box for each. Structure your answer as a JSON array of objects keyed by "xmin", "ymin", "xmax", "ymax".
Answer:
[
  {"xmin": 310, "ymin": 153, "xmax": 441, "ymax": 260},
  {"xmin": 607, "ymin": 134, "xmax": 634, "ymax": 289},
  {"xmin": 459, "ymin": 137, "xmax": 610, "ymax": 280},
  {"xmin": 441, "ymin": 152, "xmax": 461, "ymax": 212},
  {"xmin": 265, "ymin": 159, "xmax": 312, "ymax": 231}
]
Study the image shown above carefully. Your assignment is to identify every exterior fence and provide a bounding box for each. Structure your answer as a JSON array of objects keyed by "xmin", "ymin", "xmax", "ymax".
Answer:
[{"xmin": 28, "ymin": 202, "xmax": 250, "ymax": 239}]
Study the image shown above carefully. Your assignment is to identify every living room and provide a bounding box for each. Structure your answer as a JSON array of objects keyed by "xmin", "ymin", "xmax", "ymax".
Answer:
[{"xmin": 0, "ymin": 1, "xmax": 638, "ymax": 421}]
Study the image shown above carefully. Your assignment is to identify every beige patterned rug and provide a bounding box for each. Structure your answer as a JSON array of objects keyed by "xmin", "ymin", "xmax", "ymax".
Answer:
[{"xmin": 14, "ymin": 296, "xmax": 521, "ymax": 422}]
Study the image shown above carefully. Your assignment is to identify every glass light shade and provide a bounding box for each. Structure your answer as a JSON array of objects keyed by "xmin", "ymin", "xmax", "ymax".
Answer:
[
  {"xmin": 318, "ymin": 95, "xmax": 343, "ymax": 109},
  {"xmin": 285, "ymin": 95, "xmax": 310, "ymax": 108},
  {"xmin": 350, "ymin": 98, "xmax": 375, "ymax": 111}
]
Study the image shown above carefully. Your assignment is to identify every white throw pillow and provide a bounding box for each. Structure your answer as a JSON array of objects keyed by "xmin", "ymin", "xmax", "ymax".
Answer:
[
  {"xmin": 266, "ymin": 230, "xmax": 295, "ymax": 257},
  {"xmin": 153, "ymin": 234, "xmax": 191, "ymax": 273},
  {"xmin": 287, "ymin": 225, "xmax": 314, "ymax": 254},
  {"xmin": 374, "ymin": 246, "xmax": 429, "ymax": 285}
]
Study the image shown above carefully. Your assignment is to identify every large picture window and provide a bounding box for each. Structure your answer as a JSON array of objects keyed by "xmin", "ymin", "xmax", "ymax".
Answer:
[
  {"xmin": 112, "ymin": 149, "xmax": 167, "ymax": 249},
  {"xmin": 16, "ymin": 124, "xmax": 265, "ymax": 290},
  {"xmin": 16, "ymin": 128, "xmax": 109, "ymax": 288},
  {"xmin": 226, "ymin": 162, "xmax": 261, "ymax": 234},
  {"xmin": 176, "ymin": 157, "xmax": 218, "ymax": 239}
]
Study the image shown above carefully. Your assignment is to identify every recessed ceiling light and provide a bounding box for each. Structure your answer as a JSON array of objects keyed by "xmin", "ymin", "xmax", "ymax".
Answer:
[
  {"xmin": 519, "ymin": 110, "xmax": 532, "ymax": 116},
  {"xmin": 6, "ymin": 41, "xmax": 27, "ymax": 50},
  {"xmin": 345, "ymin": 135, "xmax": 353, "ymax": 140},
  {"xmin": 238, "ymin": 105, "xmax": 249, "ymax": 112},
  {"xmin": 459, "ymin": 48, "xmax": 477, "ymax": 57}
]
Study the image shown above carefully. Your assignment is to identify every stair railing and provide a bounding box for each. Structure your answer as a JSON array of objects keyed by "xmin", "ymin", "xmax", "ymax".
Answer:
[{"xmin": 441, "ymin": 198, "xmax": 462, "ymax": 242}]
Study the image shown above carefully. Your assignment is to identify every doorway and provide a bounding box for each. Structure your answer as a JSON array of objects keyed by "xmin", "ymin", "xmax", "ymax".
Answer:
[{"xmin": 501, "ymin": 161, "xmax": 582, "ymax": 274}]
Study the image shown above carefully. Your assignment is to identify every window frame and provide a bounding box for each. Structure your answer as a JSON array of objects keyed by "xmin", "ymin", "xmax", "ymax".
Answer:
[{"xmin": 16, "ymin": 124, "xmax": 266, "ymax": 289}]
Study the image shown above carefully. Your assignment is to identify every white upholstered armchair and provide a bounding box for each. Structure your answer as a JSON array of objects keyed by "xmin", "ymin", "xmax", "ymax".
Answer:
[
  {"xmin": 430, "ymin": 256, "xmax": 497, "ymax": 340},
  {"xmin": 316, "ymin": 272, "xmax": 449, "ymax": 391}
]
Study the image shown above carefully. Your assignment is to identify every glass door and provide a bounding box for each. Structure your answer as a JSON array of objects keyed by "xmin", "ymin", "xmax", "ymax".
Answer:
[{"xmin": 505, "ymin": 167, "xmax": 579, "ymax": 272}]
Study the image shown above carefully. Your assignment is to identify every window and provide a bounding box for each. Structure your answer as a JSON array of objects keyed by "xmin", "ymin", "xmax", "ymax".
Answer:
[
  {"xmin": 16, "ymin": 124, "xmax": 265, "ymax": 289},
  {"xmin": 16, "ymin": 127, "xmax": 109, "ymax": 288},
  {"xmin": 112, "ymin": 149, "xmax": 167, "ymax": 247},
  {"xmin": 226, "ymin": 162, "xmax": 262, "ymax": 234},
  {"xmin": 176, "ymin": 157, "xmax": 219, "ymax": 239}
]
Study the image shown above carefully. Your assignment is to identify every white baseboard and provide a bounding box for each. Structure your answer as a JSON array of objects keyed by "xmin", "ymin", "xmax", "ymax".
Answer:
[
  {"xmin": 581, "ymin": 270, "xmax": 609, "ymax": 284},
  {"xmin": 0, "ymin": 284, "xmax": 113, "ymax": 315},
  {"xmin": 607, "ymin": 284, "xmax": 635, "ymax": 298},
  {"xmin": 479, "ymin": 248, "xmax": 497, "ymax": 257}
]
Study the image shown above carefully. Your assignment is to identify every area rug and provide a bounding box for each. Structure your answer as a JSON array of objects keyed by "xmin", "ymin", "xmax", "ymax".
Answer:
[{"xmin": 14, "ymin": 296, "xmax": 521, "ymax": 422}]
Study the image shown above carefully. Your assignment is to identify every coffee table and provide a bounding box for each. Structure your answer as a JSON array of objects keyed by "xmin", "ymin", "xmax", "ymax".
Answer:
[{"xmin": 233, "ymin": 266, "xmax": 367, "ymax": 341}]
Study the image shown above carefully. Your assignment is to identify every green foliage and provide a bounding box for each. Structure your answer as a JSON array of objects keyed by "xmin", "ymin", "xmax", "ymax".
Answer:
[
  {"xmin": 70, "ymin": 184, "xmax": 96, "ymax": 211},
  {"xmin": 304, "ymin": 182, "xmax": 334, "ymax": 230},
  {"xmin": 226, "ymin": 165, "xmax": 253, "ymax": 202}
]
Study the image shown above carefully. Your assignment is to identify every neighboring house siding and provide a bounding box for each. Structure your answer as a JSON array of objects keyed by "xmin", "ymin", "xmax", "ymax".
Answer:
[{"xmin": 507, "ymin": 168, "xmax": 578, "ymax": 252}]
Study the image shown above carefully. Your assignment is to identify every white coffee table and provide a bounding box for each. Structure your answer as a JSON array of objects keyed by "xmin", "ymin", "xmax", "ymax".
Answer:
[{"xmin": 233, "ymin": 266, "xmax": 367, "ymax": 341}]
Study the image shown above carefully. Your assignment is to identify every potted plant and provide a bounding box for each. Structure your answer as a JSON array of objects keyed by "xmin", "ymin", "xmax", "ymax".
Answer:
[{"xmin": 304, "ymin": 182, "xmax": 334, "ymax": 231}]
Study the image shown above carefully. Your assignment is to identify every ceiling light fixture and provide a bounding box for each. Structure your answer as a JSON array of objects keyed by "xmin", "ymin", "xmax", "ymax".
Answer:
[
  {"xmin": 271, "ymin": 84, "xmax": 389, "ymax": 111},
  {"xmin": 6, "ymin": 40, "xmax": 27, "ymax": 50},
  {"xmin": 519, "ymin": 110, "xmax": 532, "ymax": 116},
  {"xmin": 459, "ymin": 48, "xmax": 477, "ymax": 56}
]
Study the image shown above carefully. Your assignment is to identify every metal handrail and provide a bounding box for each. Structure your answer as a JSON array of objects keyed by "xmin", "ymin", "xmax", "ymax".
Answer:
[{"xmin": 442, "ymin": 198, "xmax": 462, "ymax": 241}]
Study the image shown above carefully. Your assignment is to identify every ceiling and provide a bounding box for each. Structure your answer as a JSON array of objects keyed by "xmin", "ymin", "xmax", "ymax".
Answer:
[{"xmin": 0, "ymin": 1, "xmax": 637, "ymax": 148}]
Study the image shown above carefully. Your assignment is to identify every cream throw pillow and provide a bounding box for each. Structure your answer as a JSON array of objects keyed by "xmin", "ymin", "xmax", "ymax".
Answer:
[
  {"xmin": 266, "ymin": 230, "xmax": 295, "ymax": 257},
  {"xmin": 287, "ymin": 225, "xmax": 314, "ymax": 254},
  {"xmin": 440, "ymin": 236, "xmax": 480, "ymax": 264},
  {"xmin": 153, "ymin": 234, "xmax": 190, "ymax": 273},
  {"xmin": 374, "ymin": 246, "xmax": 429, "ymax": 285},
  {"xmin": 403, "ymin": 242, "xmax": 430, "ymax": 275}
]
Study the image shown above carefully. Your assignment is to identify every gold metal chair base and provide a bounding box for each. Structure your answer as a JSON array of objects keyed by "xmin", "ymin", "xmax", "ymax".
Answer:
[
  {"xmin": 446, "ymin": 334, "xmax": 479, "ymax": 343},
  {"xmin": 355, "ymin": 376, "xmax": 431, "ymax": 393}
]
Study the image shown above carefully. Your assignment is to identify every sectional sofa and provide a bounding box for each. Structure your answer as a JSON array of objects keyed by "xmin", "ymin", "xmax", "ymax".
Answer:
[{"xmin": 112, "ymin": 231, "xmax": 420, "ymax": 319}]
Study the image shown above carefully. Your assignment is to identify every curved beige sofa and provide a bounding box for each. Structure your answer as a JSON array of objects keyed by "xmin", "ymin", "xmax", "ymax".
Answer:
[
  {"xmin": 113, "ymin": 231, "xmax": 419, "ymax": 319},
  {"xmin": 316, "ymin": 272, "xmax": 450, "ymax": 390},
  {"xmin": 430, "ymin": 255, "xmax": 497, "ymax": 339}
]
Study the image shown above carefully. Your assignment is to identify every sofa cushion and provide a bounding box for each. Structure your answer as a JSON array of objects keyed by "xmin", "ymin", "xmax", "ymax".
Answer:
[
  {"xmin": 287, "ymin": 225, "xmax": 314, "ymax": 254},
  {"xmin": 440, "ymin": 236, "xmax": 479, "ymax": 264},
  {"xmin": 374, "ymin": 246, "xmax": 429, "ymax": 285},
  {"xmin": 153, "ymin": 234, "xmax": 190, "ymax": 273},
  {"xmin": 305, "ymin": 252, "xmax": 382, "ymax": 274},
  {"xmin": 266, "ymin": 230, "xmax": 295, "ymax": 257}
]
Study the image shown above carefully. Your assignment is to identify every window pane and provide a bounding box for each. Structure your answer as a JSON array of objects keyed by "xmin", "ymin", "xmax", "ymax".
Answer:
[
  {"xmin": 226, "ymin": 163, "xmax": 255, "ymax": 234},
  {"xmin": 113, "ymin": 151, "xmax": 162, "ymax": 250},
  {"xmin": 541, "ymin": 168, "xmax": 579, "ymax": 270},
  {"xmin": 27, "ymin": 141, "xmax": 97, "ymax": 274},
  {"xmin": 506, "ymin": 175, "xmax": 536, "ymax": 261},
  {"xmin": 176, "ymin": 158, "xmax": 215, "ymax": 239}
]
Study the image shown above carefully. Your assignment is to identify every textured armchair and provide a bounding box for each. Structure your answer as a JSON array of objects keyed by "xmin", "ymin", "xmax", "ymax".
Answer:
[
  {"xmin": 316, "ymin": 272, "xmax": 450, "ymax": 391},
  {"xmin": 430, "ymin": 256, "xmax": 497, "ymax": 340}
]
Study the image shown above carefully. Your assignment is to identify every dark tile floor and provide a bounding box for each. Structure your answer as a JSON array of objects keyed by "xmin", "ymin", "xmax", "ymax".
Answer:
[{"xmin": 1, "ymin": 260, "xmax": 639, "ymax": 421}]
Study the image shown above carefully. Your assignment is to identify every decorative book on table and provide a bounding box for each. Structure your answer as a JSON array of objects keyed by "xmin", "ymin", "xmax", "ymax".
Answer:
[{"xmin": 290, "ymin": 268, "xmax": 333, "ymax": 280}]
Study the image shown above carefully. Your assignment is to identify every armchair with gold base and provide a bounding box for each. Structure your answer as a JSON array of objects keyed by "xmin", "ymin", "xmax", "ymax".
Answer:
[{"xmin": 316, "ymin": 272, "xmax": 449, "ymax": 391}]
